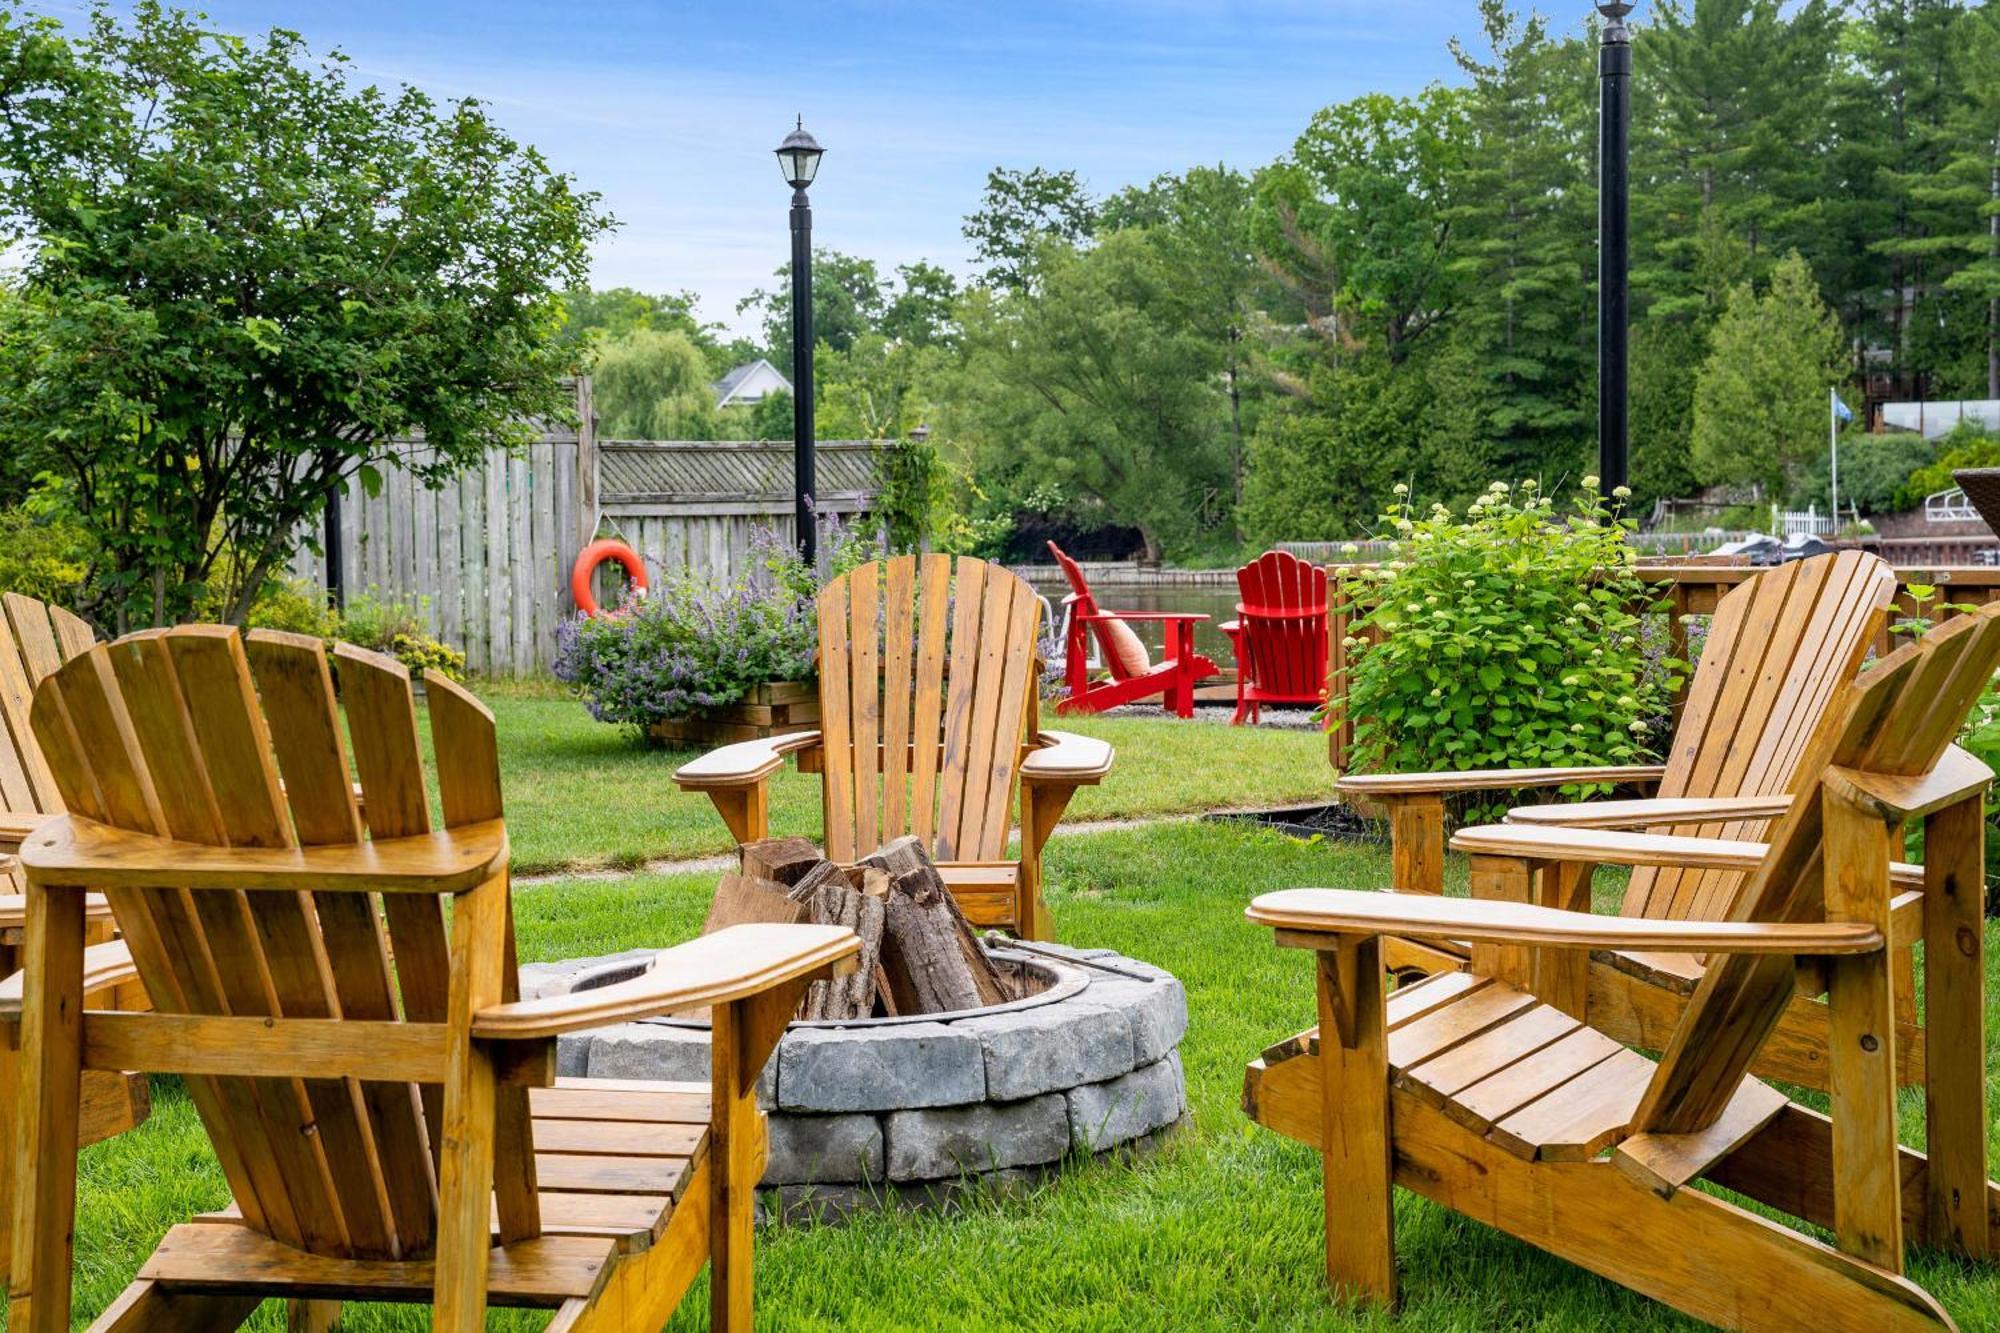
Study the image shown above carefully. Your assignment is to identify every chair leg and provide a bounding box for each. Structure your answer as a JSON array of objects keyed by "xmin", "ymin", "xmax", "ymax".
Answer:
[
  {"xmin": 9, "ymin": 882, "xmax": 84, "ymax": 1333},
  {"xmin": 433, "ymin": 876, "xmax": 509, "ymax": 1333},
  {"xmin": 1382, "ymin": 795, "xmax": 1446, "ymax": 896},
  {"xmin": 1921, "ymin": 796, "xmax": 1992, "ymax": 1259},
  {"xmin": 286, "ymin": 1298, "xmax": 342, "ymax": 1331},
  {"xmin": 1315, "ymin": 936, "xmax": 1396, "ymax": 1309}
]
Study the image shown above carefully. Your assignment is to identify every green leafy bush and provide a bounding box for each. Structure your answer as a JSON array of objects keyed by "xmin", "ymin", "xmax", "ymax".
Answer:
[
  {"xmin": 0, "ymin": 505, "xmax": 89, "ymax": 603},
  {"xmin": 1791, "ymin": 431, "xmax": 1933, "ymax": 515},
  {"xmin": 1336, "ymin": 479, "xmax": 1678, "ymax": 816},
  {"xmin": 1891, "ymin": 424, "xmax": 2000, "ymax": 511},
  {"xmin": 338, "ymin": 589, "xmax": 466, "ymax": 680}
]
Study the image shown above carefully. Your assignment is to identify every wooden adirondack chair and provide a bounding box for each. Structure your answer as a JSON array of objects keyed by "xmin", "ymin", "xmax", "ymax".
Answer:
[
  {"xmin": 8, "ymin": 627, "xmax": 860, "ymax": 1332},
  {"xmin": 1246, "ymin": 600, "xmax": 2000, "ymax": 1330},
  {"xmin": 0, "ymin": 591, "xmax": 100, "ymax": 891},
  {"xmin": 1046, "ymin": 541, "xmax": 1218, "ymax": 719},
  {"xmin": 0, "ymin": 593, "xmax": 147, "ymax": 1287},
  {"xmin": 1220, "ymin": 549, "xmax": 1329, "ymax": 725},
  {"xmin": 1339, "ymin": 550, "xmax": 1901, "ymax": 1091},
  {"xmin": 676, "ymin": 554, "xmax": 1114, "ymax": 940}
]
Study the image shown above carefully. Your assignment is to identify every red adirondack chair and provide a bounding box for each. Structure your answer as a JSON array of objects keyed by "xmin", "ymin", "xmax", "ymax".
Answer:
[
  {"xmin": 1221, "ymin": 550, "xmax": 1329, "ymax": 725},
  {"xmin": 1047, "ymin": 541, "xmax": 1218, "ymax": 718}
]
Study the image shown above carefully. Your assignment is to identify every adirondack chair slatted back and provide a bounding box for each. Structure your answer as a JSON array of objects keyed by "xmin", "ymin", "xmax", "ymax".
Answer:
[
  {"xmin": 1235, "ymin": 550, "xmax": 1329, "ymax": 702},
  {"xmin": 0, "ymin": 594, "xmax": 94, "ymax": 825},
  {"xmin": 26, "ymin": 626, "xmax": 523, "ymax": 1261},
  {"xmin": 818, "ymin": 555, "xmax": 1041, "ymax": 864},
  {"xmin": 1638, "ymin": 600, "xmax": 2000, "ymax": 1136},
  {"xmin": 1046, "ymin": 542, "xmax": 1138, "ymax": 680},
  {"xmin": 1622, "ymin": 551, "xmax": 1896, "ymax": 925}
]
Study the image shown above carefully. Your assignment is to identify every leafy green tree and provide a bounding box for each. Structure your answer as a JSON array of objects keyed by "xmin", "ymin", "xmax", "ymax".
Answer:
[
  {"xmin": 1690, "ymin": 253, "xmax": 1849, "ymax": 495},
  {"xmin": 957, "ymin": 233, "xmax": 1227, "ymax": 561},
  {"xmin": 1847, "ymin": 0, "xmax": 1974, "ymax": 384},
  {"xmin": 1254, "ymin": 88, "xmax": 1468, "ymax": 361},
  {"xmin": 593, "ymin": 328, "xmax": 718, "ymax": 439},
  {"xmin": 881, "ymin": 261, "xmax": 960, "ymax": 348},
  {"xmin": 1445, "ymin": 1, "xmax": 1595, "ymax": 480},
  {"xmin": 559, "ymin": 287, "xmax": 706, "ymax": 344},
  {"xmin": 1632, "ymin": 0, "xmax": 1842, "ymax": 314},
  {"xmin": 738, "ymin": 248, "xmax": 887, "ymax": 376},
  {"xmin": 1912, "ymin": 4, "xmax": 2000, "ymax": 396},
  {"xmin": 0, "ymin": 3, "xmax": 608, "ymax": 628},
  {"xmin": 816, "ymin": 335, "xmax": 949, "ymax": 441},
  {"xmin": 962, "ymin": 166, "xmax": 1097, "ymax": 291},
  {"xmin": 1103, "ymin": 165, "xmax": 1279, "ymax": 530}
]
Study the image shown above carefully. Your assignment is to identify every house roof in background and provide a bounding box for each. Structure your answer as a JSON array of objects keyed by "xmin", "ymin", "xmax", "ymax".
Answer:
[
  {"xmin": 597, "ymin": 439, "xmax": 883, "ymax": 507},
  {"xmin": 713, "ymin": 358, "xmax": 792, "ymax": 407}
]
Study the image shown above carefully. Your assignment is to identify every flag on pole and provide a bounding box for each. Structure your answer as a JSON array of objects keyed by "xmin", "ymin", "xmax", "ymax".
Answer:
[{"xmin": 1832, "ymin": 390, "xmax": 1853, "ymax": 424}]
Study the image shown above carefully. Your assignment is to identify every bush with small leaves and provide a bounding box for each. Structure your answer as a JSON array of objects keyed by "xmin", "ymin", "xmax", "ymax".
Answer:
[{"xmin": 1335, "ymin": 479, "xmax": 1680, "ymax": 820}]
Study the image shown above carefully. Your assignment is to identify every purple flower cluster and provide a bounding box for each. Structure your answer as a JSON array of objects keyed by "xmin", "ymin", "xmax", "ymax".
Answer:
[{"xmin": 553, "ymin": 569, "xmax": 817, "ymax": 736}]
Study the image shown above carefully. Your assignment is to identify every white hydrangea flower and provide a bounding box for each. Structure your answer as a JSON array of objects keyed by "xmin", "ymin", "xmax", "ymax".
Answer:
[
  {"xmin": 1613, "ymin": 485, "xmax": 1632, "ymax": 498},
  {"xmin": 1393, "ymin": 482, "xmax": 1410, "ymax": 496}
]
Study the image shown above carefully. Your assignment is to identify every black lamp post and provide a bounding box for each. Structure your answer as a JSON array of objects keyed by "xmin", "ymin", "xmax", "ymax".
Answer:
[
  {"xmin": 1598, "ymin": 2, "xmax": 1634, "ymax": 498},
  {"xmin": 776, "ymin": 117, "xmax": 825, "ymax": 568}
]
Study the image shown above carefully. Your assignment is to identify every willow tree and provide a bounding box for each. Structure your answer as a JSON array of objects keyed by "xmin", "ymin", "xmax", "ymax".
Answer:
[{"xmin": 0, "ymin": 3, "xmax": 611, "ymax": 627}]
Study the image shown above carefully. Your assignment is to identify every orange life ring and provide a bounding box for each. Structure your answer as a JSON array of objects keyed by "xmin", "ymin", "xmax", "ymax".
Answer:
[{"xmin": 571, "ymin": 539, "xmax": 648, "ymax": 616}]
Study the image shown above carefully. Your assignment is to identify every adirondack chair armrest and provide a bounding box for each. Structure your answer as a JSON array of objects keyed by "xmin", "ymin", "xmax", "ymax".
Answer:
[
  {"xmin": 0, "ymin": 938, "xmax": 140, "ymax": 1020},
  {"xmin": 19, "ymin": 814, "xmax": 509, "ymax": 893},
  {"xmin": 1246, "ymin": 888, "xmax": 1885, "ymax": 956},
  {"xmin": 1503, "ymin": 794, "xmax": 1793, "ymax": 830},
  {"xmin": 672, "ymin": 732, "xmax": 822, "ymax": 791},
  {"xmin": 1022, "ymin": 730, "xmax": 1115, "ymax": 785},
  {"xmin": 1074, "ymin": 611, "xmax": 1209, "ymax": 623},
  {"xmin": 1823, "ymin": 743, "xmax": 1993, "ymax": 823},
  {"xmin": 472, "ymin": 924, "xmax": 862, "ymax": 1039},
  {"xmin": 1451, "ymin": 822, "xmax": 1926, "ymax": 890},
  {"xmin": 0, "ymin": 809, "xmax": 57, "ymax": 852},
  {"xmin": 1339, "ymin": 764, "xmax": 1667, "ymax": 800}
]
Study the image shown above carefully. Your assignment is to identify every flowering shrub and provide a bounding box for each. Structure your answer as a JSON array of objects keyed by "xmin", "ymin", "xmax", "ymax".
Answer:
[
  {"xmin": 1336, "ymin": 479, "xmax": 1678, "ymax": 817},
  {"xmin": 554, "ymin": 521, "xmax": 883, "ymax": 735}
]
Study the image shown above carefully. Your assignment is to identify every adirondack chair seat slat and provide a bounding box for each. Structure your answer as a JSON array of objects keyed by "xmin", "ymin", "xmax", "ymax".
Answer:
[
  {"xmin": 1504, "ymin": 794, "xmax": 1795, "ymax": 828},
  {"xmin": 21, "ymin": 813, "xmax": 509, "ymax": 893}
]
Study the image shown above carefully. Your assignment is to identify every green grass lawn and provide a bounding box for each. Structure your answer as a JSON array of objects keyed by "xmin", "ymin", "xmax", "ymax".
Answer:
[
  {"xmin": 479, "ymin": 693, "xmax": 1337, "ymax": 875},
  {"xmin": 50, "ymin": 821, "xmax": 2000, "ymax": 1331}
]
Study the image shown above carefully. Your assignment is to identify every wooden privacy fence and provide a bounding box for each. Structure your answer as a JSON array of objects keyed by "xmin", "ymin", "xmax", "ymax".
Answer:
[
  {"xmin": 290, "ymin": 381, "xmax": 888, "ymax": 677},
  {"xmin": 1324, "ymin": 561, "xmax": 2000, "ymax": 772}
]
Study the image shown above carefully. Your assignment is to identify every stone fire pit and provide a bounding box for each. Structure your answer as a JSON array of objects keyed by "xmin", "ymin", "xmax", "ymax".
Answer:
[{"xmin": 521, "ymin": 942, "xmax": 1188, "ymax": 1219}]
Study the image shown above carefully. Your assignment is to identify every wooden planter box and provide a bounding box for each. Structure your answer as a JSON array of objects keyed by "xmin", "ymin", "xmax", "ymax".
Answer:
[{"xmin": 647, "ymin": 680, "xmax": 821, "ymax": 748}]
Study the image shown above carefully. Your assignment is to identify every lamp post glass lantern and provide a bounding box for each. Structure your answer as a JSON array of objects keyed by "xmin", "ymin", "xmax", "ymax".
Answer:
[
  {"xmin": 777, "ymin": 117, "xmax": 824, "ymax": 568},
  {"xmin": 1598, "ymin": 2, "xmax": 1634, "ymax": 502}
]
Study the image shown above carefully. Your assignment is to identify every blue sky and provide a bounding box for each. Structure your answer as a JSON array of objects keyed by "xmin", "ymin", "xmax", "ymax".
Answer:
[{"xmin": 79, "ymin": 2, "xmax": 1559, "ymax": 333}]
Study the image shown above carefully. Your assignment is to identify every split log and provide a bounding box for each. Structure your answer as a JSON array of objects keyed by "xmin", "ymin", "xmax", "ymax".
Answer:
[
  {"xmin": 741, "ymin": 837, "xmax": 827, "ymax": 886},
  {"xmin": 701, "ymin": 875, "xmax": 807, "ymax": 935},
  {"xmin": 864, "ymin": 836, "xmax": 1011, "ymax": 1013},
  {"xmin": 863, "ymin": 838, "xmax": 1010, "ymax": 1008},
  {"xmin": 798, "ymin": 874, "xmax": 887, "ymax": 1021}
]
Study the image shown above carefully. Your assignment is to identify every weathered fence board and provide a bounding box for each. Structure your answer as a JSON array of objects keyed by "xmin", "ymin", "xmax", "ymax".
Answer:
[{"xmin": 289, "ymin": 389, "xmax": 888, "ymax": 676}]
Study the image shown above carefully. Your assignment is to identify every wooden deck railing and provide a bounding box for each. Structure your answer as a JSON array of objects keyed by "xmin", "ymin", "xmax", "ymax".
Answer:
[{"xmin": 1323, "ymin": 562, "xmax": 2000, "ymax": 773}]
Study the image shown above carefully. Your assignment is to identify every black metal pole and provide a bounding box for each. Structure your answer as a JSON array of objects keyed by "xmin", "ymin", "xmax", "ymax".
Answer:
[
  {"xmin": 1598, "ymin": 3, "xmax": 1633, "ymax": 497},
  {"xmin": 324, "ymin": 482, "xmax": 345, "ymax": 612},
  {"xmin": 790, "ymin": 185, "xmax": 817, "ymax": 570}
]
